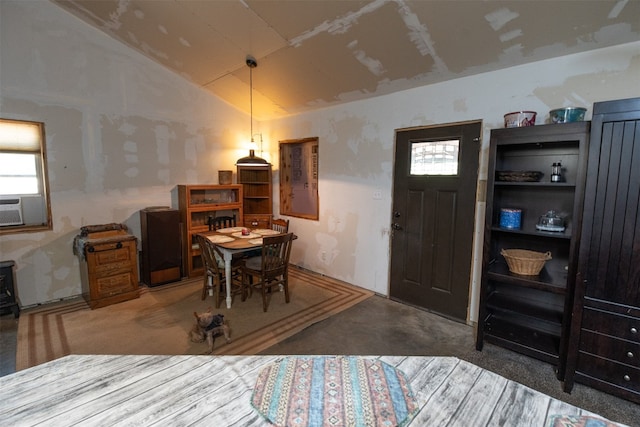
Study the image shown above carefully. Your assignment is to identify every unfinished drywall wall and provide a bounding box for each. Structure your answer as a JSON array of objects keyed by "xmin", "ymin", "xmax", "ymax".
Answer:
[
  {"xmin": 2, "ymin": 0, "xmax": 639, "ymax": 325},
  {"xmin": 265, "ymin": 41, "xmax": 640, "ymax": 323},
  {"xmin": 0, "ymin": 1, "xmax": 251, "ymax": 306}
]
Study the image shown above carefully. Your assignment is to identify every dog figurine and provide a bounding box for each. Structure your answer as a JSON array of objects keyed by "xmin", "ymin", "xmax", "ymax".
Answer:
[{"xmin": 189, "ymin": 308, "xmax": 231, "ymax": 354}]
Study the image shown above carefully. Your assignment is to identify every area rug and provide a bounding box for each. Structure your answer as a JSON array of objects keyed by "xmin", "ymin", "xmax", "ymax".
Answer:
[{"xmin": 15, "ymin": 267, "xmax": 373, "ymax": 371}]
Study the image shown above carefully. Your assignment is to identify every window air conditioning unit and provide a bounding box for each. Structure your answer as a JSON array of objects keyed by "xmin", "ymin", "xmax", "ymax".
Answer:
[{"xmin": 0, "ymin": 197, "xmax": 24, "ymax": 226}]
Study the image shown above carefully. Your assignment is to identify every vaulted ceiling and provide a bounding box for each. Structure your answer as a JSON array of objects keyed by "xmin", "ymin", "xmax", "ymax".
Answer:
[{"xmin": 52, "ymin": 0, "xmax": 640, "ymax": 120}]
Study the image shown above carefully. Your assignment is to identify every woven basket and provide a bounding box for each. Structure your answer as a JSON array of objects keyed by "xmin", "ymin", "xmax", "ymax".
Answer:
[{"xmin": 501, "ymin": 249, "xmax": 552, "ymax": 276}]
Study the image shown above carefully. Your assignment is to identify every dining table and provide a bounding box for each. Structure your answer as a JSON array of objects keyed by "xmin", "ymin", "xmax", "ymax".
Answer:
[{"xmin": 203, "ymin": 227, "xmax": 282, "ymax": 308}]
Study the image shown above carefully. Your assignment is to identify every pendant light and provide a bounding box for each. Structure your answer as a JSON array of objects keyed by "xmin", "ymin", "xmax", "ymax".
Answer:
[{"xmin": 236, "ymin": 55, "xmax": 269, "ymax": 166}]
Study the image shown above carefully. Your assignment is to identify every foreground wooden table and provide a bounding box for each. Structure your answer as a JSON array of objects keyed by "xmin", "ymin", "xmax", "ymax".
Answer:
[{"xmin": 0, "ymin": 355, "xmax": 622, "ymax": 426}]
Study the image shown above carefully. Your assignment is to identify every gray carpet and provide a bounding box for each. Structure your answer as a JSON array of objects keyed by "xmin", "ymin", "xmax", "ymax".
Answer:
[{"xmin": 260, "ymin": 295, "xmax": 640, "ymax": 427}]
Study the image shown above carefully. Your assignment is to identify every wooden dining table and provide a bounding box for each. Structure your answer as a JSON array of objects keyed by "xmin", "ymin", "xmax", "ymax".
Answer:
[{"xmin": 203, "ymin": 227, "xmax": 282, "ymax": 308}]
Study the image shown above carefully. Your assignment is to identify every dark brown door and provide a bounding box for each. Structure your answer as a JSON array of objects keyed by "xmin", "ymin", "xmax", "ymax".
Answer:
[{"xmin": 389, "ymin": 121, "xmax": 481, "ymax": 321}]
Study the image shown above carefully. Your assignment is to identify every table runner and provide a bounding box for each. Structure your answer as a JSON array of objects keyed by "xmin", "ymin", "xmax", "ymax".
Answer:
[{"xmin": 251, "ymin": 356, "xmax": 418, "ymax": 427}]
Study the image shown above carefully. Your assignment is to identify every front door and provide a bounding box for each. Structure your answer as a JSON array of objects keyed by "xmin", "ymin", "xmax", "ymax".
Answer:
[{"xmin": 389, "ymin": 121, "xmax": 481, "ymax": 322}]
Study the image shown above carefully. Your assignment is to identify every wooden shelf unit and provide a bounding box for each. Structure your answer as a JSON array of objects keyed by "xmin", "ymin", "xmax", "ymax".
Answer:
[
  {"xmin": 177, "ymin": 185, "xmax": 243, "ymax": 278},
  {"xmin": 237, "ymin": 164, "xmax": 272, "ymax": 228},
  {"xmin": 476, "ymin": 122, "xmax": 589, "ymax": 377}
]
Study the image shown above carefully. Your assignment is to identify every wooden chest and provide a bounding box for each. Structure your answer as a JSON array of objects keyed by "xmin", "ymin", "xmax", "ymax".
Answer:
[{"xmin": 75, "ymin": 224, "xmax": 139, "ymax": 309}]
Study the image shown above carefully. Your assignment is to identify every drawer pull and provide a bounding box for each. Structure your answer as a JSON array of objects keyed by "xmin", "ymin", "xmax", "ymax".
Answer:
[
  {"xmin": 628, "ymin": 352, "xmax": 635, "ymax": 358},
  {"xmin": 631, "ymin": 327, "xmax": 638, "ymax": 334},
  {"xmin": 116, "ymin": 242, "xmax": 123, "ymax": 249},
  {"xmin": 623, "ymin": 374, "xmax": 631, "ymax": 382}
]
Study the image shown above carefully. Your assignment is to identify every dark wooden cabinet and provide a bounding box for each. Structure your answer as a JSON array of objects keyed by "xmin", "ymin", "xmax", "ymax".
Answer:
[
  {"xmin": 140, "ymin": 207, "xmax": 182, "ymax": 286},
  {"xmin": 476, "ymin": 122, "xmax": 590, "ymax": 377},
  {"xmin": 564, "ymin": 97, "xmax": 640, "ymax": 403},
  {"xmin": 237, "ymin": 165, "xmax": 272, "ymax": 228},
  {"xmin": 0, "ymin": 260, "xmax": 19, "ymax": 317}
]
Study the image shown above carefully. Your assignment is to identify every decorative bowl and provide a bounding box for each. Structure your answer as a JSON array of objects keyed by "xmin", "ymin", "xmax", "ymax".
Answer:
[
  {"xmin": 504, "ymin": 111, "xmax": 537, "ymax": 128},
  {"xmin": 549, "ymin": 107, "xmax": 587, "ymax": 123}
]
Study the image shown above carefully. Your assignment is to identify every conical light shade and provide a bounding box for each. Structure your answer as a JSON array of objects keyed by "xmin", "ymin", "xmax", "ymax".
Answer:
[{"xmin": 236, "ymin": 149, "xmax": 269, "ymax": 166}]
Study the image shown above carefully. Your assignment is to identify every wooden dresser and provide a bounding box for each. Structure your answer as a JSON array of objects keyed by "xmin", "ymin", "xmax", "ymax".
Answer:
[
  {"xmin": 74, "ymin": 223, "xmax": 140, "ymax": 309},
  {"xmin": 564, "ymin": 97, "xmax": 640, "ymax": 403}
]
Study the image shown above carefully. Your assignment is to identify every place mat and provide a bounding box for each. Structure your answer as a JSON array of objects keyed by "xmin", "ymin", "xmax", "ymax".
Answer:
[
  {"xmin": 207, "ymin": 235, "xmax": 234, "ymax": 244},
  {"xmin": 251, "ymin": 356, "xmax": 418, "ymax": 427},
  {"xmin": 232, "ymin": 232, "xmax": 260, "ymax": 239},
  {"xmin": 248, "ymin": 238, "xmax": 263, "ymax": 245},
  {"xmin": 253, "ymin": 229, "xmax": 280, "ymax": 236},
  {"xmin": 217, "ymin": 227, "xmax": 244, "ymax": 233}
]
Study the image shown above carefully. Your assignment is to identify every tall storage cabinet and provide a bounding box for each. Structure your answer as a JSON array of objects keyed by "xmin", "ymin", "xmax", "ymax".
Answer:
[
  {"xmin": 476, "ymin": 122, "xmax": 589, "ymax": 376},
  {"xmin": 237, "ymin": 164, "xmax": 273, "ymax": 228},
  {"xmin": 564, "ymin": 97, "xmax": 640, "ymax": 403},
  {"xmin": 140, "ymin": 207, "xmax": 182, "ymax": 286},
  {"xmin": 177, "ymin": 185, "xmax": 243, "ymax": 278}
]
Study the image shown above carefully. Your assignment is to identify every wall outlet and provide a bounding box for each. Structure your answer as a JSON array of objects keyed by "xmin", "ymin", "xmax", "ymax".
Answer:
[{"xmin": 373, "ymin": 190, "xmax": 382, "ymax": 200}]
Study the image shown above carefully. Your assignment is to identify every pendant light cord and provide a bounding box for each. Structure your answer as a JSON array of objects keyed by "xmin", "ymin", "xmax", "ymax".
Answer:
[{"xmin": 250, "ymin": 64, "xmax": 253, "ymax": 142}]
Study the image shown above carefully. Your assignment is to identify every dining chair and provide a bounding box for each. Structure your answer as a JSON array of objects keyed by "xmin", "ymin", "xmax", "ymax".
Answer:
[
  {"xmin": 270, "ymin": 218, "xmax": 289, "ymax": 233},
  {"xmin": 195, "ymin": 234, "xmax": 244, "ymax": 307},
  {"xmin": 208, "ymin": 214, "xmax": 236, "ymax": 231},
  {"xmin": 242, "ymin": 233, "xmax": 294, "ymax": 312}
]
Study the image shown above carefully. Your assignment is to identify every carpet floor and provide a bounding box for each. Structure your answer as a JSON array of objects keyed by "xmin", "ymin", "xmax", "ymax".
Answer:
[{"xmin": 16, "ymin": 267, "xmax": 373, "ymax": 370}]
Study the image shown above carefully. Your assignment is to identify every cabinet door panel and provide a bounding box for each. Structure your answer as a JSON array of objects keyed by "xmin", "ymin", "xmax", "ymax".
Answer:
[{"xmin": 582, "ymin": 121, "xmax": 640, "ymax": 306}]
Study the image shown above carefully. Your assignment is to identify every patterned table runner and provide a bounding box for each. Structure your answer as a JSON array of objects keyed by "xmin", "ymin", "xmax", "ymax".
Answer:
[{"xmin": 251, "ymin": 356, "xmax": 418, "ymax": 427}]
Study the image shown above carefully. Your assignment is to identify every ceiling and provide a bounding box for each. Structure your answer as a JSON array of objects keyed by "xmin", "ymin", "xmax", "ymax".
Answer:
[{"xmin": 52, "ymin": 0, "xmax": 640, "ymax": 120}]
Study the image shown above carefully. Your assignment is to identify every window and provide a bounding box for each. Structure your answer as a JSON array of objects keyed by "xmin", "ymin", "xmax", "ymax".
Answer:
[
  {"xmin": 410, "ymin": 139, "xmax": 459, "ymax": 175},
  {"xmin": 0, "ymin": 118, "xmax": 52, "ymax": 234}
]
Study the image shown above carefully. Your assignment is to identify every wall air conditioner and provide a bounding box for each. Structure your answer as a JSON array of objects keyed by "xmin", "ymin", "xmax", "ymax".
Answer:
[{"xmin": 0, "ymin": 197, "xmax": 24, "ymax": 226}]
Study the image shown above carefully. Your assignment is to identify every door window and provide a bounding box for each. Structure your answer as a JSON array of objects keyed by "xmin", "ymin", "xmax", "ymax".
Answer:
[{"xmin": 410, "ymin": 139, "xmax": 459, "ymax": 176}]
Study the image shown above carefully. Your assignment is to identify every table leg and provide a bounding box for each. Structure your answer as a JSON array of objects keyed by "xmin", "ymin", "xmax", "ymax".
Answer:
[{"xmin": 223, "ymin": 252, "xmax": 233, "ymax": 308}]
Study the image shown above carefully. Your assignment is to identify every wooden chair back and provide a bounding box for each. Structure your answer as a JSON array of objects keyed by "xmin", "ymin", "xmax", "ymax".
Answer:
[
  {"xmin": 195, "ymin": 233, "xmax": 243, "ymax": 306},
  {"xmin": 261, "ymin": 232, "xmax": 294, "ymax": 276},
  {"xmin": 242, "ymin": 232, "xmax": 295, "ymax": 311},
  {"xmin": 271, "ymin": 218, "xmax": 289, "ymax": 233},
  {"xmin": 195, "ymin": 234, "xmax": 222, "ymax": 302}
]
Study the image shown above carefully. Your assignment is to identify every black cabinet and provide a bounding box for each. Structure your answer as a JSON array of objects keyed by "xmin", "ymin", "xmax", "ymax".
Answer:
[
  {"xmin": 564, "ymin": 97, "xmax": 640, "ymax": 403},
  {"xmin": 476, "ymin": 122, "xmax": 589, "ymax": 378},
  {"xmin": 0, "ymin": 260, "xmax": 19, "ymax": 317},
  {"xmin": 140, "ymin": 207, "xmax": 182, "ymax": 286}
]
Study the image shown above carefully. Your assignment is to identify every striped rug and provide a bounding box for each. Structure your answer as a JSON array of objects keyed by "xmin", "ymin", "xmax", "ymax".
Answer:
[{"xmin": 16, "ymin": 267, "xmax": 373, "ymax": 371}]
